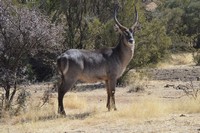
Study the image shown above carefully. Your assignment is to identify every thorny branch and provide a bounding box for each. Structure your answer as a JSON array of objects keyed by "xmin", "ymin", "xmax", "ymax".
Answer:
[{"xmin": 176, "ymin": 81, "xmax": 200, "ymax": 100}]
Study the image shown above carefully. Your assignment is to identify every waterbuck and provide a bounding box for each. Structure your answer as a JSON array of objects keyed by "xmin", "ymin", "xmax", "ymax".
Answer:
[{"xmin": 57, "ymin": 5, "xmax": 139, "ymax": 115}]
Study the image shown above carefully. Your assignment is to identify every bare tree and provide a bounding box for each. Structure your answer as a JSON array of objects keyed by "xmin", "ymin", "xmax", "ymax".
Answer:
[
  {"xmin": 0, "ymin": 1, "xmax": 64, "ymax": 111},
  {"xmin": 57, "ymin": 4, "xmax": 139, "ymax": 115}
]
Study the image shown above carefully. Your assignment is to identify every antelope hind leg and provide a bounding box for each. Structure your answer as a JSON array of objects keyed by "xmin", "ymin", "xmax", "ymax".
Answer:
[{"xmin": 58, "ymin": 77, "xmax": 77, "ymax": 115}]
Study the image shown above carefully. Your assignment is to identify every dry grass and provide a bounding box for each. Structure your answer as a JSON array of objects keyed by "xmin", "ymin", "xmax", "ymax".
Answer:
[
  {"xmin": 126, "ymin": 70, "xmax": 149, "ymax": 93},
  {"xmin": 169, "ymin": 97, "xmax": 200, "ymax": 114},
  {"xmin": 123, "ymin": 97, "xmax": 199, "ymax": 118},
  {"xmin": 0, "ymin": 98, "xmax": 200, "ymax": 133},
  {"xmin": 0, "ymin": 85, "xmax": 200, "ymax": 132},
  {"xmin": 157, "ymin": 53, "xmax": 195, "ymax": 68},
  {"xmin": 115, "ymin": 97, "xmax": 168, "ymax": 119},
  {"xmin": 8, "ymin": 99, "xmax": 57, "ymax": 124},
  {"xmin": 40, "ymin": 86, "xmax": 200, "ymax": 121},
  {"xmin": 64, "ymin": 93, "xmax": 87, "ymax": 110}
]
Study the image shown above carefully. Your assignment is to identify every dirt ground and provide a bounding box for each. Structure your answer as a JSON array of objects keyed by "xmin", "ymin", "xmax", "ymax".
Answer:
[
  {"xmin": 62, "ymin": 80, "xmax": 200, "ymax": 133},
  {"xmin": 1, "ymin": 65, "xmax": 200, "ymax": 133}
]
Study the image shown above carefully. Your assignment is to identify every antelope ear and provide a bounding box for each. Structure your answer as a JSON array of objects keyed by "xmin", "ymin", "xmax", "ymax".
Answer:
[
  {"xmin": 132, "ymin": 23, "xmax": 142, "ymax": 34},
  {"xmin": 114, "ymin": 24, "xmax": 122, "ymax": 33}
]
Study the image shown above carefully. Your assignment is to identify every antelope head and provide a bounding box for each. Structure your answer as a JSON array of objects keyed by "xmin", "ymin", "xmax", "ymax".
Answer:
[{"xmin": 114, "ymin": 5, "xmax": 139, "ymax": 47}]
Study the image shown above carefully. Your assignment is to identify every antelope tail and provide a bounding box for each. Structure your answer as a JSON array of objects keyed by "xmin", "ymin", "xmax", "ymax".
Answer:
[{"xmin": 57, "ymin": 56, "xmax": 69, "ymax": 79}]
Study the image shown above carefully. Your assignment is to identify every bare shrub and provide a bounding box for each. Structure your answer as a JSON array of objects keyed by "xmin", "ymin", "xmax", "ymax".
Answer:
[
  {"xmin": 0, "ymin": 1, "xmax": 64, "ymax": 114},
  {"xmin": 0, "ymin": 86, "xmax": 31, "ymax": 117},
  {"xmin": 0, "ymin": 92, "xmax": 4, "ymax": 117},
  {"xmin": 40, "ymin": 89, "xmax": 53, "ymax": 107},
  {"xmin": 127, "ymin": 70, "xmax": 148, "ymax": 93},
  {"xmin": 14, "ymin": 89, "xmax": 31, "ymax": 115},
  {"xmin": 176, "ymin": 81, "xmax": 200, "ymax": 100}
]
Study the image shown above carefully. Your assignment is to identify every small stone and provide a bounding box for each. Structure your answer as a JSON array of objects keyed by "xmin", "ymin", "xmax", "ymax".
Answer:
[{"xmin": 180, "ymin": 114, "xmax": 186, "ymax": 117}]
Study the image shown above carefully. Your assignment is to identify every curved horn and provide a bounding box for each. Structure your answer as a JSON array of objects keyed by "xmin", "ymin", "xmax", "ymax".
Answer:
[
  {"xmin": 131, "ymin": 5, "xmax": 139, "ymax": 31},
  {"xmin": 114, "ymin": 4, "xmax": 127, "ymax": 31}
]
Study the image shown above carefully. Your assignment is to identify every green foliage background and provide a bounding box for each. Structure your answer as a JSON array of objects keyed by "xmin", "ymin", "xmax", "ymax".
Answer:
[{"xmin": 4, "ymin": 0, "xmax": 200, "ymax": 81}]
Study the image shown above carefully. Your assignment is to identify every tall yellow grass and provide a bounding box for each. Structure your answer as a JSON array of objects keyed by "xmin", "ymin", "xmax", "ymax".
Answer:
[
  {"xmin": 64, "ymin": 93, "xmax": 87, "ymax": 110},
  {"xmin": 11, "ymin": 99, "xmax": 57, "ymax": 124},
  {"xmin": 116, "ymin": 97, "xmax": 168, "ymax": 119},
  {"xmin": 2, "ymin": 94, "xmax": 200, "ymax": 124},
  {"xmin": 169, "ymin": 97, "xmax": 200, "ymax": 114},
  {"xmin": 1, "ymin": 93, "xmax": 200, "ymax": 133},
  {"xmin": 157, "ymin": 53, "xmax": 195, "ymax": 68},
  {"xmin": 114, "ymin": 97, "xmax": 200, "ymax": 120}
]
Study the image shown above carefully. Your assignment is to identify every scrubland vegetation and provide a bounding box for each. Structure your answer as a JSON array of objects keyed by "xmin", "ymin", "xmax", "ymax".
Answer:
[
  {"xmin": 0, "ymin": 0, "xmax": 200, "ymax": 132},
  {"xmin": 0, "ymin": 84, "xmax": 200, "ymax": 132}
]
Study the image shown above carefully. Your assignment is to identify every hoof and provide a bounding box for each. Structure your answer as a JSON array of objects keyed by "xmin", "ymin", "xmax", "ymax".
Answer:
[
  {"xmin": 58, "ymin": 110, "xmax": 66, "ymax": 116},
  {"xmin": 107, "ymin": 105, "xmax": 110, "ymax": 111}
]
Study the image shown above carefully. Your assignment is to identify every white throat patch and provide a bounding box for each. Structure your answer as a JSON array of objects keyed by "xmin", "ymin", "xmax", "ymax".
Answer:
[{"xmin": 128, "ymin": 39, "xmax": 135, "ymax": 51}]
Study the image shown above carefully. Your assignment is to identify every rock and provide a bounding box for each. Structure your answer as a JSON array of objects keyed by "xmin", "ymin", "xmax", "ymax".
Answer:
[{"xmin": 180, "ymin": 114, "xmax": 186, "ymax": 117}]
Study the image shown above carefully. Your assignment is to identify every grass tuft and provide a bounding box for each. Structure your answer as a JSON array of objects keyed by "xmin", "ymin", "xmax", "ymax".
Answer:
[
  {"xmin": 169, "ymin": 98, "xmax": 200, "ymax": 114},
  {"xmin": 104, "ymin": 96, "xmax": 200, "ymax": 120},
  {"xmin": 157, "ymin": 53, "xmax": 195, "ymax": 68},
  {"xmin": 64, "ymin": 93, "xmax": 87, "ymax": 110},
  {"xmin": 114, "ymin": 97, "xmax": 168, "ymax": 119}
]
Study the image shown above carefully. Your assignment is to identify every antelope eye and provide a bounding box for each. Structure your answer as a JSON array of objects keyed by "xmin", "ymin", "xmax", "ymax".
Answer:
[
  {"xmin": 124, "ymin": 31, "xmax": 129, "ymax": 36},
  {"xmin": 124, "ymin": 31, "xmax": 133, "ymax": 39}
]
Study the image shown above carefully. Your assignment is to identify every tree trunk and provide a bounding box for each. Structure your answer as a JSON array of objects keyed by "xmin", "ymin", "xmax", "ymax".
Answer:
[
  {"xmin": 9, "ymin": 80, "xmax": 17, "ymax": 105},
  {"xmin": 5, "ymin": 81, "xmax": 10, "ymax": 100},
  {"xmin": 5, "ymin": 81, "xmax": 11, "ymax": 110}
]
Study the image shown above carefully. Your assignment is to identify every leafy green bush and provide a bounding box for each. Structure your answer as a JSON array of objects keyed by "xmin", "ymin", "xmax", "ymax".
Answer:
[{"xmin": 133, "ymin": 19, "xmax": 171, "ymax": 67}]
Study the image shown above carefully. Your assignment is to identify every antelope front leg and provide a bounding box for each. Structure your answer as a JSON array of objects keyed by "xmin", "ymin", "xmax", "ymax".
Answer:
[
  {"xmin": 106, "ymin": 79, "xmax": 117, "ymax": 111},
  {"xmin": 105, "ymin": 80, "xmax": 111, "ymax": 111},
  {"xmin": 111, "ymin": 91, "xmax": 117, "ymax": 111},
  {"xmin": 110, "ymin": 79, "xmax": 117, "ymax": 111}
]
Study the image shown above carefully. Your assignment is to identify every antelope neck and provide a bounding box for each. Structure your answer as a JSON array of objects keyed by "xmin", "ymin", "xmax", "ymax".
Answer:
[{"xmin": 114, "ymin": 35, "xmax": 135, "ymax": 67}]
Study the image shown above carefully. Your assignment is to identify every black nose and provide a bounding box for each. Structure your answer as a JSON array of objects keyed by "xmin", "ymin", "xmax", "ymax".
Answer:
[{"xmin": 129, "ymin": 39, "xmax": 133, "ymax": 43}]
